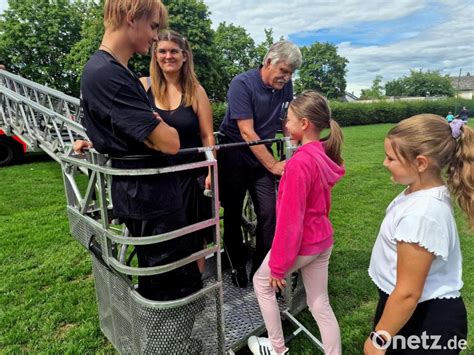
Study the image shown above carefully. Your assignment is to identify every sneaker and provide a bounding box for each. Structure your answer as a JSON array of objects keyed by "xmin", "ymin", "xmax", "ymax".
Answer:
[
  {"xmin": 231, "ymin": 267, "xmax": 248, "ymax": 288},
  {"xmin": 247, "ymin": 336, "xmax": 289, "ymax": 355}
]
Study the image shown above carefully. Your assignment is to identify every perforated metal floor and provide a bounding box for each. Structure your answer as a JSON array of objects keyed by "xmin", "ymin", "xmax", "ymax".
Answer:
[{"xmin": 217, "ymin": 263, "xmax": 287, "ymax": 352}]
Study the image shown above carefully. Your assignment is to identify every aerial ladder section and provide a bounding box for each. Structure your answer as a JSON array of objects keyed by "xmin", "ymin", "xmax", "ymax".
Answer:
[{"xmin": 0, "ymin": 69, "xmax": 86, "ymax": 166}]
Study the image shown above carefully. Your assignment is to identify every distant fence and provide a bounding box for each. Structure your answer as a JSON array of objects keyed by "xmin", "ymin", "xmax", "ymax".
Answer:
[{"xmin": 356, "ymin": 96, "xmax": 447, "ymax": 104}]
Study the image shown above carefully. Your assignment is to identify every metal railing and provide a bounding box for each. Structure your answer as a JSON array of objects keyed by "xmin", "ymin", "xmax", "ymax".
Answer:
[
  {"xmin": 1, "ymin": 69, "xmax": 323, "ymax": 354},
  {"xmin": 0, "ymin": 69, "xmax": 85, "ymax": 161},
  {"xmin": 61, "ymin": 148, "xmax": 225, "ymax": 354}
]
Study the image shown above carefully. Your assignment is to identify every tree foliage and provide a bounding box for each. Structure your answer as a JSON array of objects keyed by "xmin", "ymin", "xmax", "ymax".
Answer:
[
  {"xmin": 213, "ymin": 22, "xmax": 257, "ymax": 101},
  {"xmin": 255, "ymin": 28, "xmax": 280, "ymax": 65},
  {"xmin": 163, "ymin": 0, "xmax": 220, "ymax": 100},
  {"xmin": 65, "ymin": 0, "xmax": 219, "ymax": 98},
  {"xmin": 295, "ymin": 42, "xmax": 348, "ymax": 99},
  {"xmin": 0, "ymin": 1, "xmax": 350, "ymax": 102},
  {"xmin": 212, "ymin": 26, "xmax": 283, "ymax": 100},
  {"xmin": 0, "ymin": 0, "xmax": 90, "ymax": 95},
  {"xmin": 360, "ymin": 75, "xmax": 385, "ymax": 99},
  {"xmin": 385, "ymin": 70, "xmax": 455, "ymax": 97},
  {"xmin": 64, "ymin": 0, "xmax": 104, "ymax": 95}
]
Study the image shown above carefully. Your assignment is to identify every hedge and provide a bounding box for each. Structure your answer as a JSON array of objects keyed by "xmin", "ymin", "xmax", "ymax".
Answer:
[
  {"xmin": 211, "ymin": 101, "xmax": 227, "ymax": 131},
  {"xmin": 212, "ymin": 98, "xmax": 473, "ymax": 129},
  {"xmin": 330, "ymin": 98, "xmax": 473, "ymax": 126}
]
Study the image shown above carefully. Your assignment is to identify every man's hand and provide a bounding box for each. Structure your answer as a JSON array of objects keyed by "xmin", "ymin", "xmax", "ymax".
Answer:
[
  {"xmin": 73, "ymin": 140, "xmax": 92, "ymax": 154},
  {"xmin": 270, "ymin": 160, "xmax": 286, "ymax": 176}
]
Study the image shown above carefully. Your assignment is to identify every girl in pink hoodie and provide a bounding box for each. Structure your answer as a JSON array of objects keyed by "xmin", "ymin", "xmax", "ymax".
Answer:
[{"xmin": 248, "ymin": 91, "xmax": 345, "ymax": 355}]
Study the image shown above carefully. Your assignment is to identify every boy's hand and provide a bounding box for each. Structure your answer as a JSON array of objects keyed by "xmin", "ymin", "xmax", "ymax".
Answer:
[{"xmin": 73, "ymin": 140, "xmax": 92, "ymax": 154}]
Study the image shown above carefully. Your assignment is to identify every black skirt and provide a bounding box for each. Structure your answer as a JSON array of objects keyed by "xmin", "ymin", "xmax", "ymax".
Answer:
[
  {"xmin": 373, "ymin": 289, "xmax": 468, "ymax": 354},
  {"xmin": 178, "ymin": 167, "xmax": 213, "ymax": 250}
]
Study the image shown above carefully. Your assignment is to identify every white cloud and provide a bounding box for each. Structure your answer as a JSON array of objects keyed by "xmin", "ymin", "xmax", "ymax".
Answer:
[
  {"xmin": 1, "ymin": 0, "xmax": 471, "ymax": 96},
  {"xmin": 0, "ymin": 0, "xmax": 7, "ymax": 13},
  {"xmin": 338, "ymin": 1, "xmax": 474, "ymax": 94},
  {"xmin": 204, "ymin": 0, "xmax": 427, "ymax": 42},
  {"xmin": 204, "ymin": 0, "xmax": 474, "ymax": 96}
]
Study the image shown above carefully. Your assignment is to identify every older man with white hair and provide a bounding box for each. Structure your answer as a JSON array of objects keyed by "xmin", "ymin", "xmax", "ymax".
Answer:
[{"xmin": 218, "ymin": 41, "xmax": 302, "ymax": 288}]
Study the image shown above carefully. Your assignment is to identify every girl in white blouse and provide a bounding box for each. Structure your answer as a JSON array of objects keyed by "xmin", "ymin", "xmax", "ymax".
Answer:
[{"xmin": 364, "ymin": 115, "xmax": 473, "ymax": 354}]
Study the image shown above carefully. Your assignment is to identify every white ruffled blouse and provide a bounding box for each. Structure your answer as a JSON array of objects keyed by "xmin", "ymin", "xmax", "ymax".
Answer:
[{"xmin": 369, "ymin": 185, "xmax": 463, "ymax": 302}]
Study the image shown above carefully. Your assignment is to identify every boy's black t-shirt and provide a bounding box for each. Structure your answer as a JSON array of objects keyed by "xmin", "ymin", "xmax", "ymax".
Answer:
[{"xmin": 80, "ymin": 50, "xmax": 182, "ymax": 219}]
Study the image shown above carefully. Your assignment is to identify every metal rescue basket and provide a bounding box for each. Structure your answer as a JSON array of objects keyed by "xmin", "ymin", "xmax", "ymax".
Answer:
[
  {"xmin": 0, "ymin": 69, "xmax": 322, "ymax": 353},
  {"xmin": 60, "ymin": 138, "xmax": 323, "ymax": 354},
  {"xmin": 61, "ymin": 149, "xmax": 224, "ymax": 354}
]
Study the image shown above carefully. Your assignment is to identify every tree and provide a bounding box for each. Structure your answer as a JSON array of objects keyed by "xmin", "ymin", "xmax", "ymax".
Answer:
[
  {"xmin": 0, "ymin": 0, "xmax": 90, "ymax": 95},
  {"xmin": 64, "ymin": 1, "xmax": 104, "ymax": 96},
  {"xmin": 295, "ymin": 42, "xmax": 348, "ymax": 99},
  {"xmin": 66, "ymin": 0, "xmax": 220, "ymax": 99},
  {"xmin": 385, "ymin": 70, "xmax": 454, "ymax": 97},
  {"xmin": 212, "ymin": 27, "xmax": 285, "ymax": 101},
  {"xmin": 163, "ymin": 0, "xmax": 221, "ymax": 100},
  {"xmin": 213, "ymin": 22, "xmax": 257, "ymax": 101},
  {"xmin": 255, "ymin": 28, "xmax": 279, "ymax": 65},
  {"xmin": 360, "ymin": 75, "xmax": 385, "ymax": 99},
  {"xmin": 384, "ymin": 79, "xmax": 405, "ymax": 97}
]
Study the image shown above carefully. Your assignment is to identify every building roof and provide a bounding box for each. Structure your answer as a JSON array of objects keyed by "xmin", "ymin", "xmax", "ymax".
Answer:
[
  {"xmin": 344, "ymin": 91, "xmax": 359, "ymax": 100},
  {"xmin": 450, "ymin": 73, "xmax": 474, "ymax": 91}
]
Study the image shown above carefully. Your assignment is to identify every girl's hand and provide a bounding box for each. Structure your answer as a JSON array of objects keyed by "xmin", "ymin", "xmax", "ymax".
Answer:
[
  {"xmin": 364, "ymin": 337, "xmax": 386, "ymax": 355},
  {"xmin": 268, "ymin": 276, "xmax": 287, "ymax": 292},
  {"xmin": 204, "ymin": 173, "xmax": 211, "ymax": 190},
  {"xmin": 270, "ymin": 160, "xmax": 286, "ymax": 176}
]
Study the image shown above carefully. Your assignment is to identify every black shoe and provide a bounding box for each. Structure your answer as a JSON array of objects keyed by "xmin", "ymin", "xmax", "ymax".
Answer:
[{"xmin": 231, "ymin": 267, "xmax": 248, "ymax": 288}]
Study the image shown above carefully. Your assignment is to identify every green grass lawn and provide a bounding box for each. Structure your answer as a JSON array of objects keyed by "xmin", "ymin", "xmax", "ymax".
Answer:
[{"xmin": 0, "ymin": 123, "xmax": 472, "ymax": 354}]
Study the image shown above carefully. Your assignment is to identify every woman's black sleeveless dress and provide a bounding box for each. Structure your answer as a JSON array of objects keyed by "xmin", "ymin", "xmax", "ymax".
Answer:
[{"xmin": 147, "ymin": 89, "xmax": 212, "ymax": 249}]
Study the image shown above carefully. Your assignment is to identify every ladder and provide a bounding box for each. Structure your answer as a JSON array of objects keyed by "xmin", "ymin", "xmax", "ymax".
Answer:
[{"xmin": 0, "ymin": 69, "xmax": 87, "ymax": 164}]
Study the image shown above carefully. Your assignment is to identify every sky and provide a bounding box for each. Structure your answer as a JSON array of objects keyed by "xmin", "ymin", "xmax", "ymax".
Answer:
[
  {"xmin": 1, "ymin": 0, "xmax": 472, "ymax": 96},
  {"xmin": 203, "ymin": 0, "xmax": 473, "ymax": 96}
]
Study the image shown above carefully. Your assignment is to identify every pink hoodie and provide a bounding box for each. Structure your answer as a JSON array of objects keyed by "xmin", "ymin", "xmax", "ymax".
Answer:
[{"xmin": 269, "ymin": 141, "xmax": 345, "ymax": 279}]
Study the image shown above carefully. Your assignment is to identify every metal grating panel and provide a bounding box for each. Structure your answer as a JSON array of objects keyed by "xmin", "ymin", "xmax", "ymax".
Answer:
[
  {"xmin": 130, "ymin": 293, "xmax": 208, "ymax": 354},
  {"xmin": 67, "ymin": 208, "xmax": 106, "ymax": 251},
  {"xmin": 92, "ymin": 256, "xmax": 116, "ymax": 346},
  {"xmin": 222, "ymin": 266, "xmax": 307, "ymax": 352},
  {"xmin": 283, "ymin": 271, "xmax": 307, "ymax": 314},
  {"xmin": 91, "ymin": 253, "xmax": 224, "ymax": 354}
]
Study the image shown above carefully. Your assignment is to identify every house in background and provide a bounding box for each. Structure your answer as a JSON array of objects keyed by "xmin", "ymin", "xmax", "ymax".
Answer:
[
  {"xmin": 343, "ymin": 91, "xmax": 359, "ymax": 102},
  {"xmin": 450, "ymin": 72, "xmax": 474, "ymax": 99}
]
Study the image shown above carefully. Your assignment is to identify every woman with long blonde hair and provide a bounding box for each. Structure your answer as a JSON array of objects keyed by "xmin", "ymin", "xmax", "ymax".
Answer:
[{"xmin": 140, "ymin": 30, "xmax": 215, "ymax": 271}]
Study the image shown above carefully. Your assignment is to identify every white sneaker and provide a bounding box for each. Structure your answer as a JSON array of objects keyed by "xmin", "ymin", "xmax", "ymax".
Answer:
[{"xmin": 247, "ymin": 336, "xmax": 289, "ymax": 355}]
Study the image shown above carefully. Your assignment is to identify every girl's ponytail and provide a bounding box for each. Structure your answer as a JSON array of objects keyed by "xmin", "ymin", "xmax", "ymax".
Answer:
[
  {"xmin": 447, "ymin": 124, "xmax": 474, "ymax": 228},
  {"xmin": 322, "ymin": 119, "xmax": 344, "ymax": 166}
]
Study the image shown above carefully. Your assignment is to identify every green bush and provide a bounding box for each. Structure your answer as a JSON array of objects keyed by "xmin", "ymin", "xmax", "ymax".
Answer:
[
  {"xmin": 330, "ymin": 98, "xmax": 473, "ymax": 126},
  {"xmin": 211, "ymin": 98, "xmax": 473, "ymax": 129},
  {"xmin": 211, "ymin": 101, "xmax": 227, "ymax": 131}
]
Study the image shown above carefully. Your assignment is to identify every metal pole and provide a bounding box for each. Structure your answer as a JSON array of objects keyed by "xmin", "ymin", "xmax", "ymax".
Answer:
[
  {"xmin": 104, "ymin": 137, "xmax": 290, "ymax": 161},
  {"xmin": 177, "ymin": 136, "xmax": 289, "ymax": 155},
  {"xmin": 455, "ymin": 68, "xmax": 462, "ymax": 115}
]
